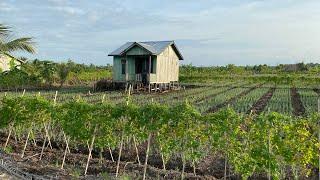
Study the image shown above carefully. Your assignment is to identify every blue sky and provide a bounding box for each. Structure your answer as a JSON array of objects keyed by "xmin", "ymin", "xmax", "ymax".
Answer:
[{"xmin": 1, "ymin": 0, "xmax": 320, "ymax": 66}]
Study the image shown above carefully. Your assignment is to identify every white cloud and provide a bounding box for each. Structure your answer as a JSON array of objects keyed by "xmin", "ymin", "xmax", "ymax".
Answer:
[
  {"xmin": 0, "ymin": 2, "xmax": 15, "ymax": 12},
  {"xmin": 52, "ymin": 6, "xmax": 85, "ymax": 16}
]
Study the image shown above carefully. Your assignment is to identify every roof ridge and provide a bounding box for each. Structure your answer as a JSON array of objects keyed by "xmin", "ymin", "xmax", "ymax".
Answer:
[
  {"xmin": 108, "ymin": 40, "xmax": 183, "ymax": 60},
  {"xmin": 140, "ymin": 40, "xmax": 174, "ymax": 43}
]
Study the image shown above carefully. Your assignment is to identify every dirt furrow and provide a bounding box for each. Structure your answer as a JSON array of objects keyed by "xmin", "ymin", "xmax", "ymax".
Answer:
[
  {"xmin": 247, "ymin": 87, "xmax": 275, "ymax": 115},
  {"xmin": 290, "ymin": 87, "xmax": 305, "ymax": 116},
  {"xmin": 205, "ymin": 84, "xmax": 263, "ymax": 113}
]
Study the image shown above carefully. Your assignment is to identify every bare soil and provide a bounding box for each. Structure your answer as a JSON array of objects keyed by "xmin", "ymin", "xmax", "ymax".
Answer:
[
  {"xmin": 290, "ymin": 87, "xmax": 306, "ymax": 116},
  {"xmin": 247, "ymin": 87, "xmax": 275, "ymax": 114}
]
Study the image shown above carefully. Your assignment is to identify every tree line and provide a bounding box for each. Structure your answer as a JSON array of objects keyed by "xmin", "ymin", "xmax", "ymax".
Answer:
[{"xmin": 0, "ymin": 59, "xmax": 112, "ymax": 90}]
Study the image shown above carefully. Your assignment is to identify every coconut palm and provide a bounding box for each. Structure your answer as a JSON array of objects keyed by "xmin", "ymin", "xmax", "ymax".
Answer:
[{"xmin": 0, "ymin": 24, "xmax": 36, "ymax": 56}]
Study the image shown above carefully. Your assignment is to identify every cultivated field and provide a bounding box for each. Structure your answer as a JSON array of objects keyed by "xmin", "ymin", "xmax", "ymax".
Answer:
[
  {"xmin": 1, "ymin": 80, "xmax": 319, "ymax": 115},
  {"xmin": 0, "ymin": 80, "xmax": 319, "ymax": 179}
]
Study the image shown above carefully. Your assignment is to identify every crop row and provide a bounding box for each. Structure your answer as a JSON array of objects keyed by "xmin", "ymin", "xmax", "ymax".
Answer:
[{"xmin": 0, "ymin": 96, "xmax": 319, "ymax": 179}]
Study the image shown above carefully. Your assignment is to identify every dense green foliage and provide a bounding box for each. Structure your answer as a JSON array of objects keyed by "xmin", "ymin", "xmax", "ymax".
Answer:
[
  {"xmin": 0, "ymin": 59, "xmax": 112, "ymax": 90},
  {"xmin": 0, "ymin": 96, "xmax": 319, "ymax": 179},
  {"xmin": 179, "ymin": 63, "xmax": 320, "ymax": 85}
]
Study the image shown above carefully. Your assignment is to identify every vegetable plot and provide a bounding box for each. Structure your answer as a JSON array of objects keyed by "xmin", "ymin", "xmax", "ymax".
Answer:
[{"xmin": 0, "ymin": 96, "xmax": 319, "ymax": 179}]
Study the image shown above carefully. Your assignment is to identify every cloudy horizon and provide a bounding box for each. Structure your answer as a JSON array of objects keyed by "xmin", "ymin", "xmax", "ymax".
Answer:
[{"xmin": 1, "ymin": 0, "xmax": 320, "ymax": 66}]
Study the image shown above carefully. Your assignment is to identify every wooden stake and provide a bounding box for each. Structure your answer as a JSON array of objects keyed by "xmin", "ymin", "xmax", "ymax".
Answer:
[
  {"xmin": 224, "ymin": 157, "xmax": 227, "ymax": 180},
  {"xmin": 99, "ymin": 148, "xmax": 103, "ymax": 164},
  {"xmin": 4, "ymin": 124, "xmax": 13, "ymax": 148},
  {"xmin": 84, "ymin": 132, "xmax": 96, "ymax": 176},
  {"xmin": 224, "ymin": 131, "xmax": 227, "ymax": 180},
  {"xmin": 102, "ymin": 94, "xmax": 106, "ymax": 103},
  {"xmin": 63, "ymin": 131, "xmax": 70, "ymax": 153},
  {"xmin": 86, "ymin": 141, "xmax": 93, "ymax": 159},
  {"xmin": 61, "ymin": 135, "xmax": 70, "ymax": 169},
  {"xmin": 181, "ymin": 152, "xmax": 186, "ymax": 180},
  {"xmin": 43, "ymin": 123, "xmax": 52, "ymax": 149},
  {"xmin": 143, "ymin": 133, "xmax": 151, "ymax": 180},
  {"xmin": 31, "ymin": 131, "xmax": 37, "ymax": 147},
  {"xmin": 133, "ymin": 136, "xmax": 141, "ymax": 165},
  {"xmin": 116, "ymin": 135, "xmax": 124, "ymax": 177},
  {"xmin": 268, "ymin": 127, "xmax": 271, "ymax": 180},
  {"xmin": 54, "ymin": 91, "xmax": 58, "ymax": 105},
  {"xmin": 21, "ymin": 127, "xmax": 32, "ymax": 158},
  {"xmin": 161, "ymin": 152, "xmax": 166, "ymax": 170},
  {"xmin": 109, "ymin": 146, "xmax": 114, "ymax": 162},
  {"xmin": 39, "ymin": 134, "xmax": 47, "ymax": 160}
]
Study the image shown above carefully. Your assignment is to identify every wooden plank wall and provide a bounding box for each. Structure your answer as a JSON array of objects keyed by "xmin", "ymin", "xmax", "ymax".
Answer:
[{"xmin": 155, "ymin": 45, "xmax": 179, "ymax": 83}]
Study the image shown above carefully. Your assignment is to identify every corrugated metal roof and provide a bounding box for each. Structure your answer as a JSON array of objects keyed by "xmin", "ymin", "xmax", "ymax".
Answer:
[{"xmin": 108, "ymin": 40, "xmax": 183, "ymax": 60}]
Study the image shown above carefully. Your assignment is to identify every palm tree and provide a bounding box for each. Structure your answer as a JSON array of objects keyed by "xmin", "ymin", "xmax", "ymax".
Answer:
[{"xmin": 0, "ymin": 24, "xmax": 36, "ymax": 58}]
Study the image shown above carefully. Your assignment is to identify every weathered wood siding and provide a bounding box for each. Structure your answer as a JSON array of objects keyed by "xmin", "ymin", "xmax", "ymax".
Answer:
[
  {"xmin": 155, "ymin": 45, "xmax": 179, "ymax": 83},
  {"xmin": 112, "ymin": 45, "xmax": 180, "ymax": 83},
  {"xmin": 113, "ymin": 56, "xmax": 136, "ymax": 82}
]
